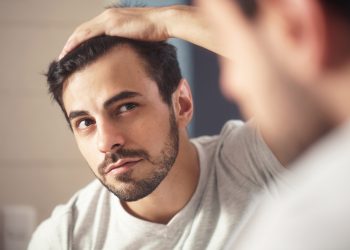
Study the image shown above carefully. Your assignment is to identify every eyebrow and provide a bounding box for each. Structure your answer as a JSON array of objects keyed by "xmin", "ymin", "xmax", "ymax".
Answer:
[
  {"xmin": 103, "ymin": 91, "xmax": 142, "ymax": 109},
  {"xmin": 68, "ymin": 110, "xmax": 89, "ymax": 121},
  {"xmin": 67, "ymin": 91, "xmax": 142, "ymax": 121}
]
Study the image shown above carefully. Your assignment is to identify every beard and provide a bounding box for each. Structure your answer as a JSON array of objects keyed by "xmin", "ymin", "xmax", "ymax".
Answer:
[{"xmin": 95, "ymin": 108, "xmax": 179, "ymax": 202}]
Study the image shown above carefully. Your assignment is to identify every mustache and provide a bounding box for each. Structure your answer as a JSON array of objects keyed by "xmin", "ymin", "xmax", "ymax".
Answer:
[{"xmin": 98, "ymin": 148, "xmax": 150, "ymax": 174}]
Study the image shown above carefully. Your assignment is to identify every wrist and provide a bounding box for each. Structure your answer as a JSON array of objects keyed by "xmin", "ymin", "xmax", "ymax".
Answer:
[{"xmin": 161, "ymin": 5, "xmax": 195, "ymax": 38}]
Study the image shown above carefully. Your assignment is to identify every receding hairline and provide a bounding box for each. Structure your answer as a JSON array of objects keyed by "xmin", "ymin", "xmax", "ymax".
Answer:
[{"xmin": 62, "ymin": 43, "xmax": 153, "ymax": 89}]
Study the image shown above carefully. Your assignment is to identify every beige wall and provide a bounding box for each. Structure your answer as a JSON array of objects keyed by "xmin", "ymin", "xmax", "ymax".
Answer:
[{"xmin": 0, "ymin": 0, "xmax": 116, "ymax": 230}]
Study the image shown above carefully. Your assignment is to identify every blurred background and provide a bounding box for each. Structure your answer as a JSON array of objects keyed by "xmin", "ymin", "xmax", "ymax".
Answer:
[{"xmin": 0, "ymin": 0, "xmax": 240, "ymax": 249}]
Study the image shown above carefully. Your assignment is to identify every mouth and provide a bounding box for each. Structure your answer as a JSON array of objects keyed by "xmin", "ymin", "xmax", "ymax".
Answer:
[{"xmin": 104, "ymin": 158, "xmax": 143, "ymax": 175}]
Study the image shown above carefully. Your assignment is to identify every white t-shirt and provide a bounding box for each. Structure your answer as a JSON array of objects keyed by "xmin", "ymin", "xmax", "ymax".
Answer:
[
  {"xmin": 28, "ymin": 120, "xmax": 283, "ymax": 250},
  {"xmin": 228, "ymin": 121, "xmax": 350, "ymax": 250}
]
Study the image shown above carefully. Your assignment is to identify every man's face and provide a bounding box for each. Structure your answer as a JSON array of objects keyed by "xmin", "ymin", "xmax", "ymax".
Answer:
[{"xmin": 62, "ymin": 46, "xmax": 179, "ymax": 202}]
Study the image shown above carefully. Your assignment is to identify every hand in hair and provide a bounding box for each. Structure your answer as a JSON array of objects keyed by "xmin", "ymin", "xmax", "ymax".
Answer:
[{"xmin": 59, "ymin": 5, "xmax": 222, "ymax": 60}]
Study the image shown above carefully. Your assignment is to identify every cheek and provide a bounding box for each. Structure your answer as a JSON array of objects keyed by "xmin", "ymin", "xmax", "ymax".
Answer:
[
  {"xmin": 128, "ymin": 110, "xmax": 172, "ymax": 152},
  {"xmin": 76, "ymin": 137, "xmax": 103, "ymax": 172}
]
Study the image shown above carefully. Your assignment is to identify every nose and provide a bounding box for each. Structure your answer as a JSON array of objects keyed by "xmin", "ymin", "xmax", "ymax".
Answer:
[{"xmin": 97, "ymin": 119, "xmax": 125, "ymax": 153}]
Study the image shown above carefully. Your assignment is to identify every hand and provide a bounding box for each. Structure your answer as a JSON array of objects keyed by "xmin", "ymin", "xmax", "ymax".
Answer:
[
  {"xmin": 58, "ymin": 5, "xmax": 223, "ymax": 60},
  {"xmin": 59, "ymin": 7, "xmax": 170, "ymax": 59}
]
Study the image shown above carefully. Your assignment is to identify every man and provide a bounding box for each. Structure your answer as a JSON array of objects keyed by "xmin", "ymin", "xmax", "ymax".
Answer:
[
  {"xmin": 29, "ymin": 35, "xmax": 283, "ymax": 249},
  {"xmin": 195, "ymin": 1, "xmax": 350, "ymax": 249},
  {"xmin": 58, "ymin": 0, "xmax": 350, "ymax": 249}
]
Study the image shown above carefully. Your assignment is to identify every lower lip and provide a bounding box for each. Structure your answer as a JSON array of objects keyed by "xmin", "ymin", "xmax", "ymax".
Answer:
[{"xmin": 106, "ymin": 160, "xmax": 142, "ymax": 176}]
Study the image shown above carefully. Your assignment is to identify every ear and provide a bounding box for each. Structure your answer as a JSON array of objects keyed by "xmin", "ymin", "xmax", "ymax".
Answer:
[
  {"xmin": 172, "ymin": 79, "xmax": 193, "ymax": 128},
  {"xmin": 259, "ymin": 0, "xmax": 327, "ymax": 83}
]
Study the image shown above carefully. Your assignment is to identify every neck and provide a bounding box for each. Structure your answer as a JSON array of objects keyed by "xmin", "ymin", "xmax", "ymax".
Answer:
[
  {"xmin": 260, "ymin": 79, "xmax": 333, "ymax": 166},
  {"xmin": 269, "ymin": 61, "xmax": 350, "ymax": 165},
  {"xmin": 122, "ymin": 132, "xmax": 199, "ymax": 224},
  {"xmin": 263, "ymin": 112, "xmax": 331, "ymax": 166},
  {"xmin": 320, "ymin": 61, "xmax": 350, "ymax": 125}
]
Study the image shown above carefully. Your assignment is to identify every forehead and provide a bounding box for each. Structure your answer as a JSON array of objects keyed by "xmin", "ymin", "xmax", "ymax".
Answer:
[{"xmin": 62, "ymin": 45, "xmax": 162, "ymax": 112}]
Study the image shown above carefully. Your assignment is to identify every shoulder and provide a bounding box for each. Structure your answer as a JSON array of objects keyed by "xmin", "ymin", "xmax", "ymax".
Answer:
[
  {"xmin": 192, "ymin": 120, "xmax": 257, "ymax": 153},
  {"xmin": 53, "ymin": 179, "xmax": 106, "ymax": 216},
  {"xmin": 28, "ymin": 180, "xmax": 107, "ymax": 249},
  {"xmin": 193, "ymin": 120, "xmax": 283, "ymax": 188},
  {"xmin": 191, "ymin": 120, "xmax": 246, "ymax": 148},
  {"xmin": 191, "ymin": 120, "xmax": 257, "ymax": 161},
  {"xmin": 220, "ymin": 119, "xmax": 246, "ymax": 134},
  {"xmin": 220, "ymin": 119, "xmax": 256, "ymax": 145},
  {"xmin": 217, "ymin": 119, "xmax": 279, "ymax": 162}
]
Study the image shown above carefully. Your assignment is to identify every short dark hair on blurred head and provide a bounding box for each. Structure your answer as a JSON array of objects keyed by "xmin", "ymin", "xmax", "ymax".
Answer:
[
  {"xmin": 235, "ymin": 0, "xmax": 258, "ymax": 18},
  {"xmin": 321, "ymin": 0, "xmax": 350, "ymax": 22},
  {"xmin": 46, "ymin": 35, "xmax": 182, "ymax": 125},
  {"xmin": 235, "ymin": 0, "xmax": 350, "ymax": 22}
]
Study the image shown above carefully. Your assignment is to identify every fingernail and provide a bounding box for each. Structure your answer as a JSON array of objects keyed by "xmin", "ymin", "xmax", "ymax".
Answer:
[
  {"xmin": 58, "ymin": 51, "xmax": 64, "ymax": 60},
  {"xmin": 58, "ymin": 40, "xmax": 72, "ymax": 60}
]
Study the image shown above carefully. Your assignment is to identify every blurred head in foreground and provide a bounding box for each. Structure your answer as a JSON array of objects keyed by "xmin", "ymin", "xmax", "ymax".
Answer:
[{"xmin": 197, "ymin": 0, "xmax": 350, "ymax": 159}]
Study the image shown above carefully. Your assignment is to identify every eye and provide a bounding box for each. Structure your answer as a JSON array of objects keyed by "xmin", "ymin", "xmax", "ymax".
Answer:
[
  {"xmin": 118, "ymin": 103, "xmax": 138, "ymax": 113},
  {"xmin": 76, "ymin": 118, "xmax": 95, "ymax": 130}
]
